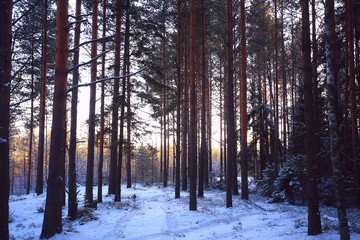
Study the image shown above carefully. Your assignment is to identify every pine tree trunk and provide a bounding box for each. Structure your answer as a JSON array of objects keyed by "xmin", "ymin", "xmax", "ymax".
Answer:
[
  {"xmin": 301, "ymin": 0, "xmax": 322, "ymax": 235},
  {"xmin": 98, "ymin": 0, "xmax": 107, "ymax": 203},
  {"xmin": 226, "ymin": 0, "xmax": 236, "ymax": 208},
  {"xmin": 40, "ymin": 0, "xmax": 69, "ymax": 237},
  {"xmin": 68, "ymin": 0, "xmax": 81, "ymax": 220},
  {"xmin": 115, "ymin": 0, "xmax": 130, "ymax": 202},
  {"xmin": 347, "ymin": 0, "xmax": 360, "ymax": 205},
  {"xmin": 175, "ymin": 0, "xmax": 182, "ymax": 199},
  {"xmin": 181, "ymin": 0, "xmax": 189, "ymax": 191},
  {"xmin": 109, "ymin": 0, "xmax": 123, "ymax": 195},
  {"xmin": 27, "ymin": 44, "xmax": 35, "ymax": 195},
  {"xmin": 85, "ymin": 0, "xmax": 98, "ymax": 208},
  {"xmin": 126, "ymin": 48, "xmax": 131, "ymax": 189},
  {"xmin": 36, "ymin": 0, "xmax": 48, "ymax": 196},
  {"xmin": 220, "ymin": 59, "xmax": 223, "ymax": 180},
  {"xmin": 189, "ymin": 0, "xmax": 198, "ymax": 211},
  {"xmin": 198, "ymin": 0, "xmax": 206, "ymax": 198},
  {"xmin": 324, "ymin": 1, "xmax": 350, "ymax": 239},
  {"xmin": 0, "ymin": 1, "xmax": 12, "ymax": 238},
  {"xmin": 240, "ymin": 0, "xmax": 248, "ymax": 200},
  {"xmin": 274, "ymin": 0, "xmax": 279, "ymax": 174},
  {"xmin": 162, "ymin": 7, "xmax": 168, "ymax": 187}
]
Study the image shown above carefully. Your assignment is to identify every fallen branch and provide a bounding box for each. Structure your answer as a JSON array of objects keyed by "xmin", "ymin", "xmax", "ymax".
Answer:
[{"xmin": 67, "ymin": 67, "xmax": 147, "ymax": 93}]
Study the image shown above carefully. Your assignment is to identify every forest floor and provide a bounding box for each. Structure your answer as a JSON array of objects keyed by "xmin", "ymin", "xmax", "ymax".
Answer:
[{"xmin": 8, "ymin": 183, "xmax": 360, "ymax": 240}]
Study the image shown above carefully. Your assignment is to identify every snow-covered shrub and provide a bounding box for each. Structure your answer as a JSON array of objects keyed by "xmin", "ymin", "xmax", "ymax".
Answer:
[
  {"xmin": 257, "ymin": 165, "xmax": 277, "ymax": 197},
  {"xmin": 77, "ymin": 207, "xmax": 99, "ymax": 225}
]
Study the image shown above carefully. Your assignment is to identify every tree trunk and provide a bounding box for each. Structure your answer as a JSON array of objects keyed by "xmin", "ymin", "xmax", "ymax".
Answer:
[
  {"xmin": 347, "ymin": 0, "xmax": 360, "ymax": 204},
  {"xmin": 198, "ymin": 0, "xmax": 206, "ymax": 198},
  {"xmin": 98, "ymin": 0, "xmax": 107, "ymax": 203},
  {"xmin": 274, "ymin": 0, "xmax": 279, "ymax": 174},
  {"xmin": 85, "ymin": 0, "xmax": 98, "ymax": 208},
  {"xmin": 115, "ymin": 0, "xmax": 130, "ymax": 202},
  {"xmin": 189, "ymin": 0, "xmax": 197, "ymax": 211},
  {"xmin": 68, "ymin": 0, "xmax": 81, "ymax": 220},
  {"xmin": 109, "ymin": 0, "xmax": 123, "ymax": 195},
  {"xmin": 240, "ymin": 0, "xmax": 248, "ymax": 200},
  {"xmin": 0, "ymin": 1, "xmax": 12, "ymax": 238},
  {"xmin": 36, "ymin": 0, "xmax": 48, "ymax": 196},
  {"xmin": 301, "ymin": 0, "xmax": 322, "ymax": 235},
  {"xmin": 27, "ymin": 43, "xmax": 35, "ymax": 195},
  {"xmin": 226, "ymin": 0, "xmax": 236, "ymax": 208},
  {"xmin": 40, "ymin": 0, "xmax": 69, "ymax": 237},
  {"xmin": 324, "ymin": 1, "xmax": 350, "ymax": 239},
  {"xmin": 162, "ymin": 3, "xmax": 168, "ymax": 187},
  {"xmin": 220, "ymin": 59, "xmax": 223, "ymax": 180},
  {"xmin": 181, "ymin": 0, "xmax": 189, "ymax": 191},
  {"xmin": 175, "ymin": 0, "xmax": 182, "ymax": 199},
  {"xmin": 126, "ymin": 46, "xmax": 131, "ymax": 189}
]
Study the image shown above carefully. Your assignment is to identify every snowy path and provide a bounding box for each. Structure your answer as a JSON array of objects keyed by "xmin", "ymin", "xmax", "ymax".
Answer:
[{"xmin": 9, "ymin": 185, "xmax": 360, "ymax": 239}]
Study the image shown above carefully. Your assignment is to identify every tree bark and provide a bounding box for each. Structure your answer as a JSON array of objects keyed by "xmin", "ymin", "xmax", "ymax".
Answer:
[
  {"xmin": 181, "ymin": 0, "xmax": 189, "ymax": 191},
  {"xmin": 347, "ymin": 0, "xmax": 360, "ymax": 205},
  {"xmin": 189, "ymin": 0, "xmax": 197, "ymax": 211},
  {"xmin": 36, "ymin": 0, "xmax": 48, "ymax": 196},
  {"xmin": 0, "ymin": 1, "xmax": 12, "ymax": 239},
  {"xmin": 85, "ymin": 0, "xmax": 98, "ymax": 208},
  {"xmin": 162, "ymin": 3, "xmax": 168, "ymax": 188},
  {"xmin": 324, "ymin": 1, "xmax": 350, "ymax": 239},
  {"xmin": 226, "ymin": 0, "xmax": 236, "ymax": 208},
  {"xmin": 98, "ymin": 0, "xmax": 107, "ymax": 203},
  {"xmin": 68, "ymin": 0, "xmax": 81, "ymax": 220},
  {"xmin": 240, "ymin": 0, "xmax": 248, "ymax": 200},
  {"xmin": 175, "ymin": 0, "xmax": 182, "ymax": 199},
  {"xmin": 115, "ymin": 0, "xmax": 130, "ymax": 202},
  {"xmin": 109, "ymin": 0, "xmax": 123, "ymax": 195},
  {"xmin": 41, "ymin": 0, "xmax": 69, "ymax": 237},
  {"xmin": 199, "ymin": 0, "xmax": 206, "ymax": 198},
  {"xmin": 301, "ymin": 0, "xmax": 322, "ymax": 235}
]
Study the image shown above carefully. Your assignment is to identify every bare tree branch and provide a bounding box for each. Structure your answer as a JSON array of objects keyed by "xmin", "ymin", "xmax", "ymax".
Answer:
[
  {"xmin": 10, "ymin": 93, "xmax": 39, "ymax": 107},
  {"xmin": 69, "ymin": 12, "xmax": 93, "ymax": 18},
  {"xmin": 67, "ymin": 67, "xmax": 147, "ymax": 93},
  {"xmin": 68, "ymin": 50, "xmax": 108, "ymax": 72},
  {"xmin": 69, "ymin": 34, "xmax": 116, "ymax": 52}
]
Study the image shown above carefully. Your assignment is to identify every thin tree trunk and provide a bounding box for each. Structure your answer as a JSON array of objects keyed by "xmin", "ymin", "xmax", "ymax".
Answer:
[
  {"xmin": 226, "ymin": 0, "xmax": 236, "ymax": 208},
  {"xmin": 301, "ymin": 0, "xmax": 322, "ymax": 235},
  {"xmin": 274, "ymin": 0, "xmax": 279, "ymax": 174},
  {"xmin": 85, "ymin": 0, "xmax": 98, "ymax": 208},
  {"xmin": 36, "ymin": 0, "xmax": 48, "ymax": 196},
  {"xmin": 198, "ymin": 0, "xmax": 206, "ymax": 198},
  {"xmin": 98, "ymin": 0, "xmax": 107, "ymax": 203},
  {"xmin": 324, "ymin": 1, "xmax": 350, "ymax": 239},
  {"xmin": 40, "ymin": 0, "xmax": 69, "ymax": 237},
  {"xmin": 115, "ymin": 0, "xmax": 130, "ymax": 202},
  {"xmin": 27, "ymin": 43, "xmax": 35, "ymax": 195},
  {"xmin": 240, "ymin": 0, "xmax": 248, "ymax": 200},
  {"xmin": 0, "ymin": 0, "xmax": 12, "ymax": 238},
  {"xmin": 175, "ymin": 0, "xmax": 182, "ymax": 199},
  {"xmin": 220, "ymin": 59, "xmax": 223, "ymax": 180},
  {"xmin": 108, "ymin": 0, "xmax": 123, "ymax": 195},
  {"xmin": 68, "ymin": 0, "xmax": 81, "ymax": 220},
  {"xmin": 126, "ymin": 47, "xmax": 131, "ymax": 189},
  {"xmin": 189, "ymin": 0, "xmax": 197, "ymax": 211},
  {"xmin": 162, "ymin": 4, "xmax": 168, "ymax": 188},
  {"xmin": 181, "ymin": 0, "xmax": 189, "ymax": 191}
]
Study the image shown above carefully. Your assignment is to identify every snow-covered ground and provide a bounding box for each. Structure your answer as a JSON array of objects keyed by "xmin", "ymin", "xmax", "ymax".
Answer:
[{"xmin": 9, "ymin": 185, "xmax": 360, "ymax": 239}]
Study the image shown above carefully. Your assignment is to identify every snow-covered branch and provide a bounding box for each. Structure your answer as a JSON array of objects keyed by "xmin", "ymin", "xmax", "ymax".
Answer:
[
  {"xmin": 69, "ymin": 12, "xmax": 93, "ymax": 19},
  {"xmin": 67, "ymin": 67, "xmax": 147, "ymax": 93},
  {"xmin": 68, "ymin": 51, "xmax": 108, "ymax": 72},
  {"xmin": 69, "ymin": 34, "xmax": 116, "ymax": 52},
  {"xmin": 68, "ymin": 19, "xmax": 88, "ymax": 26},
  {"xmin": 10, "ymin": 93, "xmax": 38, "ymax": 107}
]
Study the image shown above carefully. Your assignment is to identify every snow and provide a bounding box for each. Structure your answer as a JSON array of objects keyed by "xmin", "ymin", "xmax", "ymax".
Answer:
[{"xmin": 9, "ymin": 185, "xmax": 360, "ymax": 240}]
